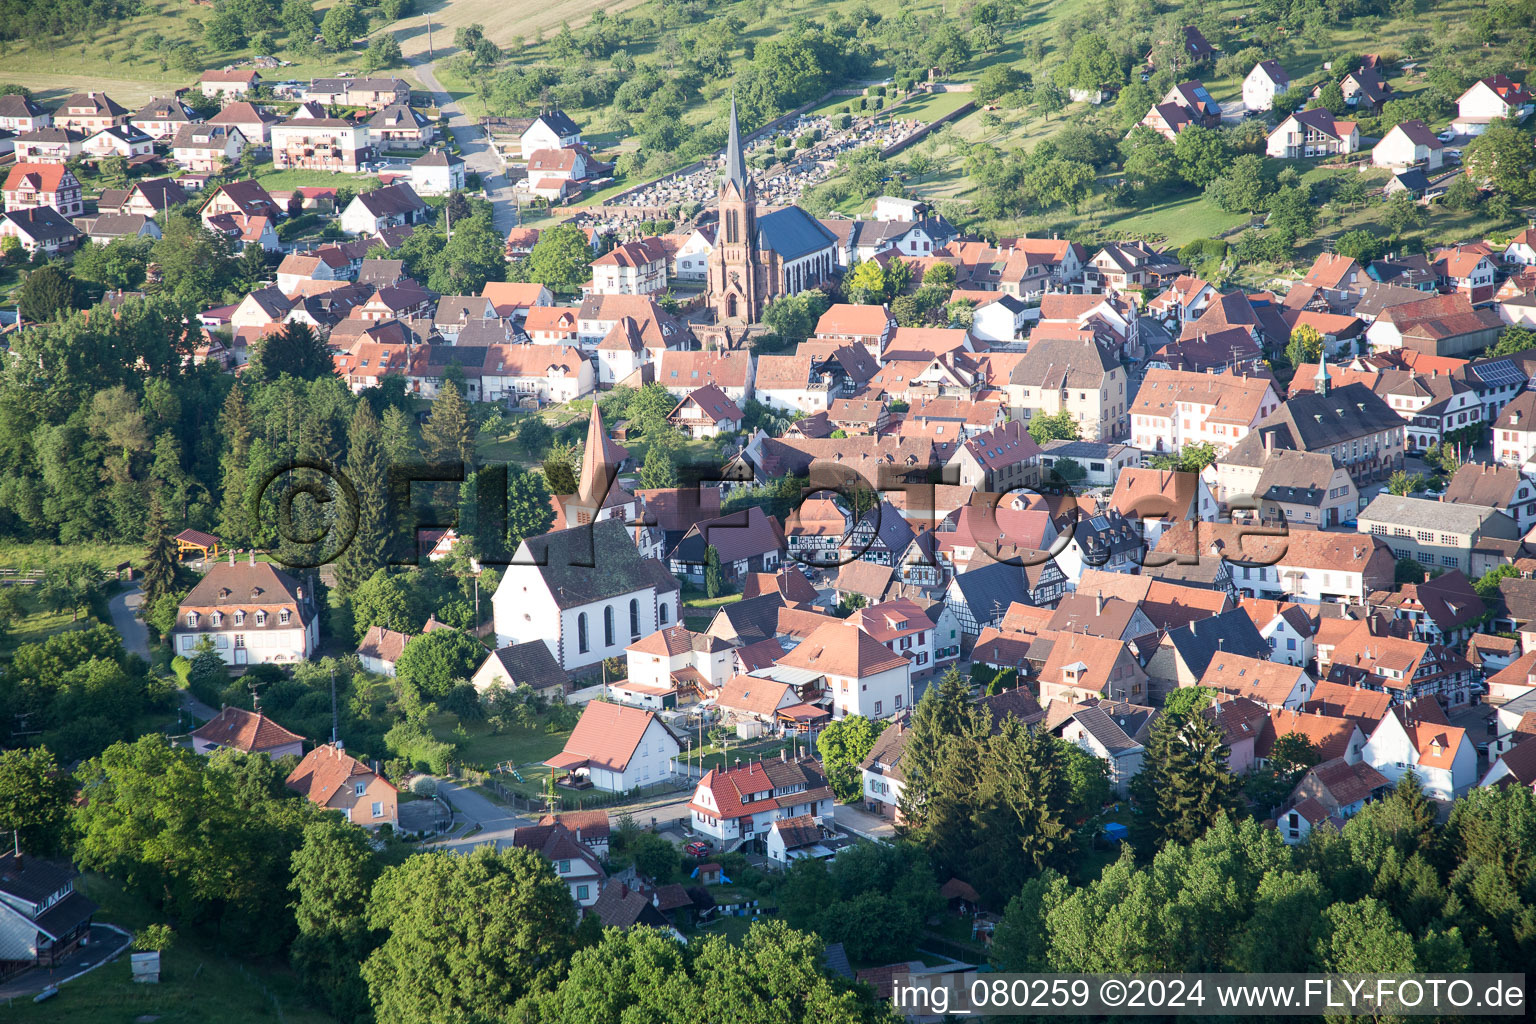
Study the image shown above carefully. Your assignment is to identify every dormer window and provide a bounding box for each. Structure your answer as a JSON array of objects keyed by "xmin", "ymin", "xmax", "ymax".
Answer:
[
  {"xmin": 234, "ymin": 611, "xmax": 245, "ymax": 625},
  {"xmin": 186, "ymin": 612, "xmax": 199, "ymax": 627},
  {"xmin": 280, "ymin": 609, "xmax": 291, "ymax": 625},
  {"xmin": 210, "ymin": 612, "xmax": 222, "ymax": 627},
  {"xmin": 255, "ymin": 611, "xmax": 267, "ymax": 626}
]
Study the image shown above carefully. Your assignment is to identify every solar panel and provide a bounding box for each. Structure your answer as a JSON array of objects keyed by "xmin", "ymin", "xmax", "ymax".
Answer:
[{"xmin": 1473, "ymin": 359, "xmax": 1525, "ymax": 388}]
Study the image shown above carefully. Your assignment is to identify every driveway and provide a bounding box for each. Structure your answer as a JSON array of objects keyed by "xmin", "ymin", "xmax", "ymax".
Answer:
[
  {"xmin": 433, "ymin": 778, "xmax": 535, "ymax": 852},
  {"xmin": 0, "ymin": 924, "xmax": 131, "ymax": 1001},
  {"xmin": 109, "ymin": 584, "xmax": 216, "ymax": 723},
  {"xmin": 406, "ymin": 56, "xmax": 521, "ymax": 239}
]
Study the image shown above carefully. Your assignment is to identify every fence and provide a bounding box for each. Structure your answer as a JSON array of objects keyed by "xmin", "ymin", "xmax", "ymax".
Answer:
[{"xmin": 880, "ymin": 100, "xmax": 977, "ymax": 159}]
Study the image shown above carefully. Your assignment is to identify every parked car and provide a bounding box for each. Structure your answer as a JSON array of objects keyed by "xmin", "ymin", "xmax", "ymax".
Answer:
[
  {"xmin": 1438, "ymin": 129, "xmax": 1456, "ymax": 142},
  {"xmin": 684, "ymin": 840, "xmax": 711, "ymax": 858}
]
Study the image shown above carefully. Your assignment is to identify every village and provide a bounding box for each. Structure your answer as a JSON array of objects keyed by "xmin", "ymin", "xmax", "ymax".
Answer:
[{"xmin": 1, "ymin": 5, "xmax": 1535, "ymax": 1021}]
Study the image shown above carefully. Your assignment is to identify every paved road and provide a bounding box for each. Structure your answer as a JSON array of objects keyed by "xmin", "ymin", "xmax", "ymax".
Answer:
[
  {"xmin": 0, "ymin": 924, "xmax": 131, "ymax": 1001},
  {"xmin": 407, "ymin": 55, "xmax": 521, "ymax": 239},
  {"xmin": 108, "ymin": 584, "xmax": 217, "ymax": 723},
  {"xmin": 433, "ymin": 778, "xmax": 535, "ymax": 852}
]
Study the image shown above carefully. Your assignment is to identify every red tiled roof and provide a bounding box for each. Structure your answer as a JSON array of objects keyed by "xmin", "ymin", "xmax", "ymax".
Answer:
[{"xmin": 192, "ymin": 706, "xmax": 304, "ymax": 754}]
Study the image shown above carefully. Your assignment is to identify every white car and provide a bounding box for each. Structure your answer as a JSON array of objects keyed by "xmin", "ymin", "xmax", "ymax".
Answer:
[
  {"xmin": 1438, "ymin": 129, "xmax": 1455, "ymax": 142},
  {"xmin": 1447, "ymin": 148, "xmax": 1462, "ymax": 159}
]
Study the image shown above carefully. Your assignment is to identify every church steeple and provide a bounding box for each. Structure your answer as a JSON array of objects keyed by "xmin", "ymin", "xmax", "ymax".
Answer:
[
  {"xmin": 576, "ymin": 402, "xmax": 615, "ymax": 510},
  {"xmin": 724, "ymin": 93, "xmax": 750, "ymax": 197},
  {"xmin": 1315, "ymin": 347, "xmax": 1331, "ymax": 397}
]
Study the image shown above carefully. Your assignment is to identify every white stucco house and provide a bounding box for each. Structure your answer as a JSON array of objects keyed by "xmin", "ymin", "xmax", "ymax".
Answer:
[
  {"xmin": 687, "ymin": 757, "xmax": 833, "ymax": 848},
  {"xmin": 543, "ymin": 701, "xmax": 682, "ymax": 792},
  {"xmin": 1361, "ymin": 702, "xmax": 1477, "ymax": 801},
  {"xmin": 491, "ymin": 518, "xmax": 680, "ymax": 673}
]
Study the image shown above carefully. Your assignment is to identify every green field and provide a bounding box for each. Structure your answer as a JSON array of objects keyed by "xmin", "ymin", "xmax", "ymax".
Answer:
[
  {"xmin": 429, "ymin": 712, "xmax": 572, "ymax": 770},
  {"xmin": 0, "ymin": 0, "xmax": 421, "ymax": 108},
  {"xmin": 11, "ymin": 875, "xmax": 333, "ymax": 1024}
]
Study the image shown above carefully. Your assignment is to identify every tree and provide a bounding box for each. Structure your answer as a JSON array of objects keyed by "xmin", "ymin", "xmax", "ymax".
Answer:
[
  {"xmin": 1488, "ymin": 325, "xmax": 1536, "ymax": 357},
  {"xmin": 1316, "ymin": 82, "xmax": 1347, "ymax": 115},
  {"xmin": 1027, "ymin": 409, "xmax": 1080, "ymax": 445},
  {"xmin": 140, "ymin": 494, "xmax": 179, "ymax": 609},
  {"xmin": 1334, "ymin": 228, "xmax": 1386, "ymax": 263},
  {"xmin": 1442, "ymin": 172, "xmax": 1481, "ymax": 211},
  {"xmin": 351, "ymin": 568, "xmax": 416, "ymax": 640},
  {"xmin": 151, "ymin": 209, "xmax": 236, "ymax": 308},
  {"xmin": 975, "ymin": 64, "xmax": 1028, "ymax": 104},
  {"xmin": 361, "ymin": 846, "xmax": 578, "ymax": 1023},
  {"xmin": 422, "ymin": 381, "xmax": 475, "ymax": 466},
  {"xmin": 1266, "ymin": 184, "xmax": 1316, "ymax": 243},
  {"xmin": 394, "ymin": 627, "xmax": 485, "ymax": 701},
  {"xmin": 1286, "ymin": 324, "xmax": 1325, "ymax": 369},
  {"xmin": 1130, "ymin": 712, "xmax": 1237, "ymax": 851},
  {"xmin": 320, "ymin": 2, "xmax": 364, "ymax": 51},
  {"xmin": 516, "ymin": 222, "xmax": 592, "ymax": 293},
  {"xmin": 1316, "ymin": 897, "xmax": 1418, "ymax": 972},
  {"xmin": 1395, "ymin": 556, "xmax": 1428, "ymax": 584},
  {"xmin": 290, "ymin": 817, "xmax": 381, "ymax": 1019},
  {"xmin": 817, "ymin": 715, "xmax": 887, "ymax": 802},
  {"xmin": 844, "ymin": 260, "xmax": 889, "ymax": 305},
  {"xmin": 896, "ymin": 668, "xmax": 972, "ymax": 832},
  {"xmin": 361, "ymin": 32, "xmax": 404, "ymax": 72},
  {"xmin": 1160, "ymin": 686, "xmax": 1217, "ymax": 724},
  {"xmin": 1114, "ymin": 81, "xmax": 1156, "ymax": 130},
  {"xmin": 630, "ymin": 831, "xmax": 682, "ymax": 883},
  {"xmin": 336, "ymin": 401, "xmax": 391, "ymax": 594},
  {"xmin": 1173, "ymin": 125, "xmax": 1232, "ymax": 189},
  {"xmin": 638, "ymin": 444, "xmax": 678, "ymax": 488},
  {"xmin": 71, "ymin": 235, "xmax": 151, "ymax": 290},
  {"xmin": 248, "ymin": 322, "xmax": 334, "ymax": 382},
  {"xmin": 1464, "ymin": 121, "xmax": 1536, "ymax": 202},
  {"xmin": 1386, "ymin": 469, "xmax": 1427, "ymax": 496},
  {"xmin": 216, "ymin": 385, "xmax": 255, "ymax": 545},
  {"xmin": 17, "ymin": 264, "xmax": 77, "ymax": 322},
  {"xmin": 1055, "ymin": 33, "xmax": 1121, "ymax": 95},
  {"xmin": 521, "ymin": 919, "xmax": 895, "ymax": 1023},
  {"xmin": 0, "ymin": 747, "xmax": 73, "ymax": 855},
  {"xmin": 967, "ymin": 720, "xmax": 1079, "ymax": 903},
  {"xmin": 1382, "ymin": 189, "xmax": 1427, "ymax": 238},
  {"xmin": 703, "ymin": 544, "xmax": 723, "ymax": 599},
  {"xmin": 1206, "ymin": 153, "xmax": 1269, "ymax": 213}
]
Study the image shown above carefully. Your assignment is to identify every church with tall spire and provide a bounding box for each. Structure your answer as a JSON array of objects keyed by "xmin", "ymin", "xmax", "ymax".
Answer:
[
  {"xmin": 707, "ymin": 96, "xmax": 838, "ymax": 326},
  {"xmin": 559, "ymin": 402, "xmax": 637, "ymax": 528}
]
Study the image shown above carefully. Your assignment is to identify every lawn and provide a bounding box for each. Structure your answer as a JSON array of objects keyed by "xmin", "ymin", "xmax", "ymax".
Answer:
[
  {"xmin": 429, "ymin": 713, "xmax": 572, "ymax": 771},
  {"xmin": 0, "ymin": 542, "xmax": 142, "ymax": 573},
  {"xmin": 0, "ymin": 604, "xmax": 98, "ymax": 661},
  {"xmin": 0, "ymin": 0, "xmax": 421, "ymax": 108},
  {"xmin": 11, "ymin": 875, "xmax": 333, "ymax": 1024},
  {"xmin": 244, "ymin": 159, "xmax": 385, "ymax": 194}
]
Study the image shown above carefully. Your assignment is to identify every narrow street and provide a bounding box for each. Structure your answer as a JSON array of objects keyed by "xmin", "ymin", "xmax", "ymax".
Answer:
[
  {"xmin": 406, "ymin": 54, "xmax": 521, "ymax": 239},
  {"xmin": 108, "ymin": 584, "xmax": 217, "ymax": 723},
  {"xmin": 432, "ymin": 778, "xmax": 535, "ymax": 852}
]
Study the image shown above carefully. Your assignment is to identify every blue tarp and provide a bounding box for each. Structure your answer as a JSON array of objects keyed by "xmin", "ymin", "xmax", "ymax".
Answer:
[{"xmin": 1102, "ymin": 823, "xmax": 1130, "ymax": 843}]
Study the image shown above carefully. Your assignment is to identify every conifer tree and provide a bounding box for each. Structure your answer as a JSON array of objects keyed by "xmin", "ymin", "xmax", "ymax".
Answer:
[
  {"xmin": 336, "ymin": 402, "xmax": 391, "ymax": 594},
  {"xmin": 422, "ymin": 381, "xmax": 475, "ymax": 467},
  {"xmin": 1131, "ymin": 710, "xmax": 1237, "ymax": 852},
  {"xmin": 968, "ymin": 721, "xmax": 1076, "ymax": 902},
  {"xmin": 140, "ymin": 493, "xmax": 179, "ymax": 607},
  {"xmin": 216, "ymin": 385, "xmax": 254, "ymax": 545},
  {"xmin": 896, "ymin": 667, "xmax": 974, "ymax": 833},
  {"xmin": 380, "ymin": 405, "xmax": 414, "ymax": 464}
]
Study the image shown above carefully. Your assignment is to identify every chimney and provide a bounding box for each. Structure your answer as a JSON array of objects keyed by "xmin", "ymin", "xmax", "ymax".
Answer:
[
  {"xmin": 249, "ymin": 550, "xmax": 256, "ymax": 567},
  {"xmin": 228, "ymin": 550, "xmax": 235, "ymax": 566},
  {"xmin": 335, "ymin": 739, "xmax": 345, "ymax": 752},
  {"xmin": 1095, "ymin": 593, "xmax": 1105, "ymax": 614}
]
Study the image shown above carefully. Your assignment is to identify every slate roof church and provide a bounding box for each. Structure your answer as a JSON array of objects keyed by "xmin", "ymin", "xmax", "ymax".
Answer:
[{"xmin": 708, "ymin": 97, "xmax": 837, "ymax": 325}]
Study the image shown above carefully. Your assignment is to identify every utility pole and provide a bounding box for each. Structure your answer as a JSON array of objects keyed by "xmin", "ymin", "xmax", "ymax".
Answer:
[
  {"xmin": 426, "ymin": 19, "xmax": 433, "ymax": 59},
  {"xmin": 329, "ymin": 667, "xmax": 338, "ymax": 745}
]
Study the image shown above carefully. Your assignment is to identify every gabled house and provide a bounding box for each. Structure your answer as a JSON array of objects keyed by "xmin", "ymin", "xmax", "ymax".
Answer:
[
  {"xmin": 776, "ymin": 619, "xmax": 912, "ymax": 719},
  {"xmin": 339, "ymin": 182, "xmax": 429, "ymax": 236},
  {"xmin": 945, "ymin": 419, "xmax": 1042, "ymax": 491},
  {"xmin": 509, "ymin": 822, "xmax": 606, "ymax": 907},
  {"xmin": 1144, "ymin": 607, "xmax": 1271, "ymax": 702},
  {"xmin": 668, "ymin": 506, "xmax": 785, "ymax": 583},
  {"xmin": 209, "ymin": 101, "xmax": 281, "ymax": 146},
  {"xmin": 472, "ymin": 640, "xmax": 572, "ymax": 698},
  {"xmin": 3, "ymin": 163, "xmax": 82, "ymax": 218},
  {"xmin": 625, "ymin": 624, "xmax": 734, "ymax": 700},
  {"xmin": 1372, "ymin": 120, "xmax": 1444, "ymax": 173},
  {"xmin": 171, "ymin": 124, "xmax": 246, "ymax": 173},
  {"xmin": 285, "ymin": 742, "xmax": 398, "ymax": 826},
  {"xmin": 1279, "ymin": 758, "xmax": 1390, "ymax": 843},
  {"xmin": 1197, "ymin": 653, "xmax": 1313, "ymax": 710},
  {"xmin": 170, "ymin": 558, "xmax": 319, "ymax": 665},
  {"xmin": 668, "ymin": 383, "xmax": 743, "ymax": 439},
  {"xmin": 1479, "ymin": 735, "xmax": 1536, "ymax": 793},
  {"xmin": 544, "ymin": 702, "xmax": 682, "ymax": 792},
  {"xmin": 191, "ymin": 706, "xmax": 305, "ymax": 758},
  {"xmin": 201, "ymin": 69, "xmax": 261, "ymax": 99},
  {"xmin": 131, "ymin": 96, "xmax": 197, "ymax": 140},
  {"xmin": 53, "ymin": 91, "xmax": 128, "ymax": 132},
  {"xmin": 945, "ymin": 559, "xmax": 1068, "ymax": 634},
  {"xmin": 688, "ymin": 757, "xmax": 833, "ymax": 849},
  {"xmin": 1265, "ymin": 108, "xmax": 1359, "ymax": 159},
  {"xmin": 1051, "ymin": 699, "xmax": 1157, "ymax": 795},
  {"xmin": 860, "ymin": 715, "xmax": 910, "ymax": 820},
  {"xmin": 1243, "ymin": 59, "xmax": 1291, "ymax": 112},
  {"xmin": 81, "ymin": 123, "xmax": 154, "ymax": 160},
  {"xmin": 0, "ymin": 850, "xmax": 97, "ymax": 969},
  {"xmin": 1361, "ymin": 698, "xmax": 1476, "ymax": 800},
  {"xmin": 355, "ymin": 625, "xmax": 414, "ymax": 677},
  {"xmin": 491, "ymin": 518, "xmax": 680, "ymax": 671},
  {"xmin": 0, "ymin": 206, "xmax": 82, "ymax": 255},
  {"xmin": 1036, "ymin": 630, "xmax": 1151, "ymax": 706},
  {"xmin": 367, "ymin": 103, "xmax": 434, "ymax": 150},
  {"xmin": 0, "ymin": 93, "xmax": 50, "ymax": 134},
  {"xmin": 1453, "ymin": 74, "xmax": 1533, "ymax": 135}
]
